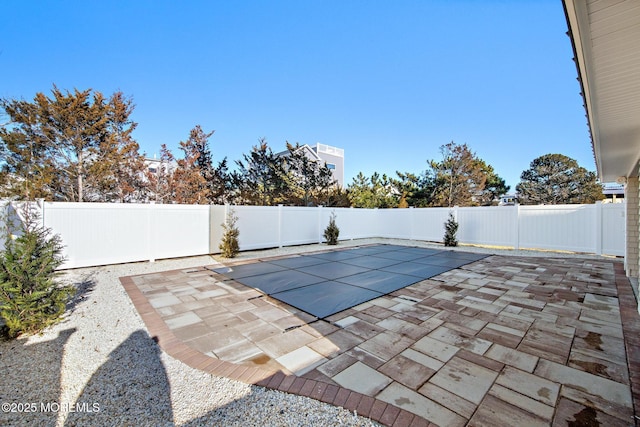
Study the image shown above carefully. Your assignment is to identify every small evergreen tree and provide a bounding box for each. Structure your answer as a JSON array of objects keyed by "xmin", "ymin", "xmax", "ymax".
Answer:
[
  {"xmin": 324, "ymin": 211, "xmax": 340, "ymax": 245},
  {"xmin": 219, "ymin": 207, "xmax": 240, "ymax": 258},
  {"xmin": 0, "ymin": 204, "xmax": 74, "ymax": 338},
  {"xmin": 443, "ymin": 211, "xmax": 459, "ymax": 247}
]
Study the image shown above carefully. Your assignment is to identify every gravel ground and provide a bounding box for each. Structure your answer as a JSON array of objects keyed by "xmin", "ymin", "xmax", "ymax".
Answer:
[{"xmin": 0, "ymin": 237, "xmax": 612, "ymax": 427}]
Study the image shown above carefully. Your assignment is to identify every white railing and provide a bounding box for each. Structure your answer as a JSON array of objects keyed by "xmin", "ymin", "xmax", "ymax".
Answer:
[{"xmin": 0, "ymin": 201, "xmax": 626, "ymax": 269}]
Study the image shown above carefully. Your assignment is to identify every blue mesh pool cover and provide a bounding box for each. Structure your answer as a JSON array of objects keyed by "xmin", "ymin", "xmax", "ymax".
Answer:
[{"xmin": 211, "ymin": 244, "xmax": 487, "ymax": 319}]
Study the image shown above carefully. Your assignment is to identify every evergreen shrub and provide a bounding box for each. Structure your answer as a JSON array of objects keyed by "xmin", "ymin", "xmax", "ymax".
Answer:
[
  {"xmin": 324, "ymin": 211, "xmax": 340, "ymax": 245},
  {"xmin": 219, "ymin": 208, "xmax": 240, "ymax": 258},
  {"xmin": 443, "ymin": 211, "xmax": 459, "ymax": 247},
  {"xmin": 0, "ymin": 205, "xmax": 74, "ymax": 338}
]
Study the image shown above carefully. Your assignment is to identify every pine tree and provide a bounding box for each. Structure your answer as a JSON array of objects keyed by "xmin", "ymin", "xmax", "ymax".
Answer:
[
  {"xmin": 443, "ymin": 211, "xmax": 459, "ymax": 247},
  {"xmin": 219, "ymin": 208, "xmax": 240, "ymax": 258},
  {"xmin": 0, "ymin": 204, "xmax": 74, "ymax": 338},
  {"xmin": 324, "ymin": 211, "xmax": 340, "ymax": 245}
]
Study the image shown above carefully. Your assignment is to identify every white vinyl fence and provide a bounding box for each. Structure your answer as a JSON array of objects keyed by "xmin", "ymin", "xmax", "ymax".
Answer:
[{"xmin": 0, "ymin": 201, "xmax": 626, "ymax": 269}]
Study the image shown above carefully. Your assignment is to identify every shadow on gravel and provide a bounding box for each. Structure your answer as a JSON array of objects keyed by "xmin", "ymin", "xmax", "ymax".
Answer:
[
  {"xmin": 64, "ymin": 330, "xmax": 173, "ymax": 426},
  {"xmin": 64, "ymin": 271, "xmax": 97, "ymax": 315},
  {"xmin": 0, "ymin": 327, "xmax": 76, "ymax": 427}
]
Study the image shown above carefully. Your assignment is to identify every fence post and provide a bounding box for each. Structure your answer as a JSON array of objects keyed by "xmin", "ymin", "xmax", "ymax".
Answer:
[
  {"xmin": 278, "ymin": 204, "xmax": 283, "ymax": 248},
  {"xmin": 514, "ymin": 204, "xmax": 520, "ymax": 250},
  {"xmin": 318, "ymin": 205, "xmax": 323, "ymax": 243},
  {"xmin": 409, "ymin": 206, "xmax": 415, "ymax": 240},
  {"xmin": 595, "ymin": 201, "xmax": 603, "ymax": 255},
  {"xmin": 147, "ymin": 204, "xmax": 155, "ymax": 262}
]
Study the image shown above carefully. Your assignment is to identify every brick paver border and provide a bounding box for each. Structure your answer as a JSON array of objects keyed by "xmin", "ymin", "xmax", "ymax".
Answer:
[{"xmin": 614, "ymin": 263, "xmax": 640, "ymax": 424}]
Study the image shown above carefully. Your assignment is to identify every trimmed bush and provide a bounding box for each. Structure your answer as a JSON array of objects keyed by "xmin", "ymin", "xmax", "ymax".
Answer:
[
  {"xmin": 324, "ymin": 211, "xmax": 340, "ymax": 245},
  {"xmin": 0, "ymin": 205, "xmax": 74, "ymax": 338},
  {"xmin": 219, "ymin": 207, "xmax": 240, "ymax": 258},
  {"xmin": 443, "ymin": 211, "xmax": 459, "ymax": 247}
]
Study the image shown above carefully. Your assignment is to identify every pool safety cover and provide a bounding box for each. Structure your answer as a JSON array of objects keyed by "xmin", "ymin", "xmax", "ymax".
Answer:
[{"xmin": 212, "ymin": 244, "xmax": 487, "ymax": 319}]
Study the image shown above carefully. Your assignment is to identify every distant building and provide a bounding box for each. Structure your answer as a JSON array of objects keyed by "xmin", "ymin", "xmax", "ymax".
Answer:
[
  {"xmin": 276, "ymin": 143, "xmax": 345, "ymax": 187},
  {"xmin": 602, "ymin": 183, "xmax": 625, "ymax": 203},
  {"xmin": 498, "ymin": 195, "xmax": 518, "ymax": 206}
]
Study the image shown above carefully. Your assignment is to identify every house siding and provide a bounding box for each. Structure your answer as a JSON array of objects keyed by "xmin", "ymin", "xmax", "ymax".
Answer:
[{"xmin": 626, "ymin": 176, "xmax": 639, "ymax": 278}]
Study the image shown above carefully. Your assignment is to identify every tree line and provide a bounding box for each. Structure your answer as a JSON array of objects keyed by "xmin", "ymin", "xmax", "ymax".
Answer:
[{"xmin": 0, "ymin": 86, "xmax": 603, "ymax": 206}]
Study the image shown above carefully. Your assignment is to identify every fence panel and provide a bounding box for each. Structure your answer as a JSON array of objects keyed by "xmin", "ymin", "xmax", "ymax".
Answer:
[
  {"xmin": 457, "ymin": 206, "xmax": 517, "ymax": 247},
  {"xmin": 232, "ymin": 205, "xmax": 281, "ymax": 250},
  {"xmin": 518, "ymin": 204, "xmax": 597, "ymax": 253},
  {"xmin": 148, "ymin": 204, "xmax": 210, "ymax": 260},
  {"xmin": 327, "ymin": 207, "xmax": 377, "ymax": 241},
  {"xmin": 411, "ymin": 208, "xmax": 450, "ymax": 242},
  {"xmin": 377, "ymin": 209, "xmax": 412, "ymax": 239},
  {"xmin": 42, "ymin": 202, "xmax": 210, "ymax": 269},
  {"xmin": 602, "ymin": 203, "xmax": 626, "ymax": 256},
  {"xmin": 44, "ymin": 203, "xmax": 152, "ymax": 268},
  {"xmin": 281, "ymin": 206, "xmax": 323, "ymax": 246}
]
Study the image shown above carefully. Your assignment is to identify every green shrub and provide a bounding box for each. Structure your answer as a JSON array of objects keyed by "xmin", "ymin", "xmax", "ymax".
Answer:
[
  {"xmin": 443, "ymin": 211, "xmax": 459, "ymax": 247},
  {"xmin": 324, "ymin": 211, "xmax": 340, "ymax": 245},
  {"xmin": 219, "ymin": 207, "xmax": 240, "ymax": 258},
  {"xmin": 0, "ymin": 205, "xmax": 74, "ymax": 338}
]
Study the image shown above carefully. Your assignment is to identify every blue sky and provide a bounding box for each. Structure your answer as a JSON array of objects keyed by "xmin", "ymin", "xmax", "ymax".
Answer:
[{"xmin": 1, "ymin": 0, "xmax": 595, "ymax": 191}]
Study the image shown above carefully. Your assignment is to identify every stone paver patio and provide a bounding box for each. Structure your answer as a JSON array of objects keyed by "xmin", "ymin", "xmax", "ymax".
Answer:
[{"xmin": 120, "ymin": 244, "xmax": 640, "ymax": 426}]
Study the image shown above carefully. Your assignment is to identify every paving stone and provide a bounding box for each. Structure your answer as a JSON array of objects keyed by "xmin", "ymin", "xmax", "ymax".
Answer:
[
  {"xmin": 559, "ymin": 383, "xmax": 635, "ymax": 422},
  {"xmin": 316, "ymin": 352, "xmax": 358, "ymax": 377},
  {"xmin": 400, "ymin": 348, "xmax": 444, "ymax": 371},
  {"xmin": 455, "ymin": 349, "xmax": 504, "ymax": 373},
  {"xmin": 331, "ymin": 361, "xmax": 392, "ymax": 396},
  {"xmin": 276, "ymin": 346, "xmax": 327, "ymax": 375},
  {"xmin": 256, "ymin": 328, "xmax": 317, "ymax": 359},
  {"xmin": 455, "ymin": 297, "xmax": 503, "ymax": 314},
  {"xmin": 379, "ymin": 354, "xmax": 436, "ymax": 390},
  {"xmin": 495, "ymin": 366, "xmax": 559, "ymax": 406},
  {"xmin": 165, "ymin": 311, "xmax": 202, "ymax": 329},
  {"xmin": 518, "ymin": 329, "xmax": 572, "ymax": 364},
  {"xmin": 476, "ymin": 326, "xmax": 522, "ymax": 349},
  {"xmin": 376, "ymin": 317, "xmax": 429, "ymax": 340},
  {"xmin": 485, "ymin": 343, "xmax": 539, "ymax": 373},
  {"xmin": 215, "ymin": 339, "xmax": 263, "ymax": 364},
  {"xmin": 552, "ymin": 397, "xmax": 631, "ymax": 427},
  {"xmin": 307, "ymin": 337, "xmax": 341, "ymax": 358},
  {"xmin": 418, "ymin": 382, "xmax": 476, "ymax": 419},
  {"xmin": 534, "ymin": 359, "xmax": 633, "ymax": 408},
  {"xmin": 252, "ymin": 305, "xmax": 292, "ymax": 322},
  {"xmin": 344, "ymin": 319, "xmax": 385, "ymax": 339},
  {"xmin": 194, "ymin": 288, "xmax": 229, "ymax": 300},
  {"xmin": 571, "ymin": 328, "xmax": 627, "ymax": 365},
  {"xmin": 488, "ymin": 384, "xmax": 554, "ymax": 421},
  {"xmin": 149, "ymin": 294, "xmax": 182, "ymax": 308},
  {"xmin": 184, "ymin": 332, "xmax": 221, "ymax": 354},
  {"xmin": 334, "ymin": 315, "xmax": 359, "ymax": 328},
  {"xmin": 208, "ymin": 327, "xmax": 250, "ymax": 352},
  {"xmin": 469, "ymin": 394, "xmax": 548, "ymax": 427},
  {"xmin": 323, "ymin": 329, "xmax": 364, "ymax": 352},
  {"xmin": 579, "ymin": 307, "xmax": 621, "ymax": 326},
  {"xmin": 172, "ymin": 321, "xmax": 214, "ymax": 341},
  {"xmin": 412, "ymin": 336, "xmax": 459, "ymax": 362},
  {"xmin": 569, "ymin": 348, "xmax": 629, "ymax": 384},
  {"xmin": 376, "ymin": 382, "xmax": 467, "ymax": 427},
  {"xmin": 434, "ymin": 311, "xmax": 487, "ymax": 332},
  {"xmin": 428, "ymin": 356, "xmax": 499, "ymax": 404},
  {"xmin": 347, "ymin": 347, "xmax": 386, "ymax": 369},
  {"xmin": 357, "ymin": 330, "xmax": 414, "ymax": 362},
  {"xmin": 428, "ymin": 326, "xmax": 493, "ymax": 355},
  {"xmin": 241, "ymin": 321, "xmax": 281, "ymax": 342}
]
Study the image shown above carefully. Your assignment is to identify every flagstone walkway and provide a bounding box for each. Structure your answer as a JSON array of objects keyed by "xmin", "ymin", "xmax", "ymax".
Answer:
[{"xmin": 120, "ymin": 245, "xmax": 640, "ymax": 426}]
